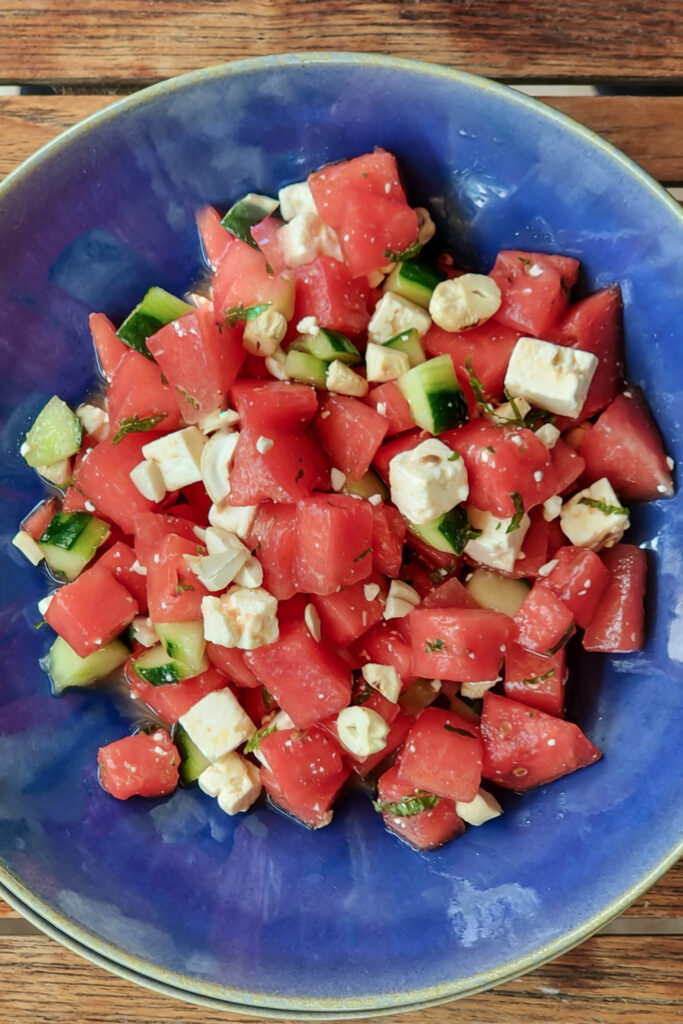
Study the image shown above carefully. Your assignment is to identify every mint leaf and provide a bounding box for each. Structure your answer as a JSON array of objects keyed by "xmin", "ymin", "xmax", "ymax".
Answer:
[
  {"xmin": 425, "ymin": 637, "xmax": 445, "ymax": 653},
  {"xmin": 243, "ymin": 722, "xmax": 276, "ymax": 755},
  {"xmin": 444, "ymin": 724, "xmax": 477, "ymax": 738},
  {"xmin": 522, "ymin": 668, "xmax": 555, "ymax": 687},
  {"xmin": 353, "ymin": 547, "xmax": 373, "ymax": 563},
  {"xmin": 383, "ymin": 238, "xmax": 421, "ymax": 262},
  {"xmin": 465, "ymin": 355, "xmax": 494, "ymax": 413},
  {"xmin": 579, "ymin": 497, "xmax": 628, "ymax": 516},
  {"xmin": 223, "ymin": 302, "xmax": 272, "ymax": 328},
  {"xmin": 372, "ymin": 792, "xmax": 440, "ymax": 817},
  {"xmin": 507, "ymin": 492, "xmax": 525, "ymax": 533},
  {"xmin": 176, "ymin": 387, "xmax": 200, "ymax": 410},
  {"xmin": 112, "ymin": 413, "xmax": 167, "ymax": 444}
]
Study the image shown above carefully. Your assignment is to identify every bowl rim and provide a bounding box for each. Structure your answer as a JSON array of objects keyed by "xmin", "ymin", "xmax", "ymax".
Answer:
[{"xmin": 1, "ymin": 50, "xmax": 682, "ymax": 1016}]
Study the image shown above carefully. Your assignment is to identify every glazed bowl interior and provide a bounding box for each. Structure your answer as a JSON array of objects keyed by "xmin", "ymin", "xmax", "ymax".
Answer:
[{"xmin": 0, "ymin": 54, "xmax": 682, "ymax": 1017}]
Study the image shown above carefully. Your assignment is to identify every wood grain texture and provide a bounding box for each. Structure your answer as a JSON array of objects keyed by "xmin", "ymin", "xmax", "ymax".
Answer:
[
  {"xmin": 2, "ymin": 94, "xmax": 683, "ymax": 183},
  {"xmin": 0, "ymin": 934, "xmax": 681, "ymax": 1023},
  {"xmin": 0, "ymin": 1, "xmax": 681, "ymax": 86}
]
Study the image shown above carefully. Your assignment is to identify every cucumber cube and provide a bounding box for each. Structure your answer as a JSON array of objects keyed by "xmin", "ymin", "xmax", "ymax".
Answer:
[
  {"xmin": 23, "ymin": 396, "xmax": 82, "ymax": 468},
  {"xmin": 397, "ymin": 355, "xmax": 468, "ymax": 434},
  {"xmin": 46, "ymin": 636, "xmax": 129, "ymax": 695},
  {"xmin": 117, "ymin": 287, "xmax": 193, "ymax": 359}
]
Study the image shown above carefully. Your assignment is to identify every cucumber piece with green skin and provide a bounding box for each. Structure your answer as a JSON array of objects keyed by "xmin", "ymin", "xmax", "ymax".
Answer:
[
  {"xmin": 131, "ymin": 644, "xmax": 195, "ymax": 687},
  {"xmin": 221, "ymin": 193, "xmax": 279, "ymax": 247},
  {"xmin": 38, "ymin": 512, "xmax": 111, "ymax": 581},
  {"xmin": 46, "ymin": 635, "xmax": 129, "ymax": 695},
  {"xmin": 383, "ymin": 259, "xmax": 446, "ymax": 309},
  {"xmin": 383, "ymin": 328, "xmax": 426, "ymax": 367},
  {"xmin": 293, "ymin": 329, "xmax": 362, "ymax": 365},
  {"xmin": 342, "ymin": 469, "xmax": 389, "ymax": 501},
  {"xmin": 466, "ymin": 568, "xmax": 531, "ymax": 617},
  {"xmin": 398, "ymin": 355, "xmax": 468, "ymax": 434},
  {"xmin": 116, "ymin": 287, "xmax": 194, "ymax": 359},
  {"xmin": 174, "ymin": 723, "xmax": 211, "ymax": 785},
  {"xmin": 23, "ymin": 396, "xmax": 82, "ymax": 468},
  {"xmin": 284, "ymin": 349, "xmax": 328, "ymax": 388},
  {"xmin": 153, "ymin": 621, "xmax": 207, "ymax": 676},
  {"xmin": 409, "ymin": 506, "xmax": 480, "ymax": 555}
]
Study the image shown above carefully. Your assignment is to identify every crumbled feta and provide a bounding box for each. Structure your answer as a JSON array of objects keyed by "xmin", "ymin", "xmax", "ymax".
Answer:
[
  {"xmin": 197, "ymin": 408, "xmax": 240, "ymax": 435},
  {"xmin": 456, "ymin": 788, "xmax": 503, "ymax": 826},
  {"xmin": 129, "ymin": 459, "xmax": 166, "ymax": 502},
  {"xmin": 243, "ymin": 308, "xmax": 288, "ymax": 357},
  {"xmin": 198, "ymin": 751, "xmax": 262, "ymax": 815},
  {"xmin": 265, "ymin": 347, "xmax": 288, "ymax": 381},
  {"xmin": 535, "ymin": 423, "xmax": 561, "ymax": 449},
  {"xmin": 37, "ymin": 594, "xmax": 53, "ymax": 616},
  {"xmin": 277, "ymin": 211, "xmax": 343, "ymax": 267},
  {"xmin": 363, "ymin": 582, "xmax": 381, "ymax": 602},
  {"xmin": 131, "ymin": 616, "xmax": 157, "ymax": 648},
  {"xmin": 201, "ymin": 587, "xmax": 279, "ymax": 650},
  {"xmin": 389, "ymin": 438, "xmax": 469, "ymax": 525},
  {"xmin": 278, "ymin": 180, "xmax": 318, "ymax": 221},
  {"xmin": 142, "ymin": 426, "xmax": 207, "ymax": 491},
  {"xmin": 330, "ymin": 468, "xmax": 346, "ymax": 491},
  {"xmin": 304, "ymin": 603, "xmax": 322, "ymax": 642},
  {"xmin": 504, "ymin": 336, "xmax": 598, "ymax": 418},
  {"xmin": 76, "ymin": 403, "xmax": 109, "ymax": 442},
  {"xmin": 464, "ymin": 506, "xmax": 531, "ymax": 573},
  {"xmin": 368, "ymin": 493, "xmax": 383, "ymax": 506},
  {"xmin": 361, "ymin": 663, "xmax": 402, "ymax": 703},
  {"xmin": 256, "ymin": 435, "xmax": 274, "ymax": 455},
  {"xmin": 37, "ymin": 458, "xmax": 72, "ymax": 487},
  {"xmin": 199, "ymin": 429, "xmax": 239, "ymax": 504},
  {"xmin": 12, "ymin": 530, "xmax": 44, "ymax": 566},
  {"xmin": 542, "ymin": 495, "xmax": 562, "ymax": 522},
  {"xmin": 460, "ymin": 679, "xmax": 498, "ymax": 699},
  {"xmin": 560, "ymin": 477, "xmax": 629, "ymax": 551},
  {"xmin": 326, "ymin": 360, "xmax": 368, "ymax": 397},
  {"xmin": 188, "ymin": 530, "xmax": 250, "ymax": 591},
  {"xmin": 367, "ymin": 292, "xmax": 432, "ymax": 344},
  {"xmin": 297, "ymin": 315, "xmax": 320, "ymax": 336},
  {"xmin": 367, "ymin": 269, "xmax": 386, "ymax": 288},
  {"xmin": 336, "ymin": 706, "xmax": 389, "ymax": 757},
  {"xmin": 429, "ymin": 274, "xmax": 501, "ymax": 332},
  {"xmin": 365, "ymin": 342, "xmax": 411, "ymax": 383},
  {"xmin": 484, "ymin": 397, "xmax": 531, "ymax": 424},
  {"xmin": 384, "ymin": 579, "xmax": 420, "ymax": 620},
  {"xmin": 179, "ymin": 689, "xmax": 256, "ymax": 761},
  {"xmin": 232, "ymin": 555, "xmax": 264, "ymax": 589},
  {"xmin": 209, "ymin": 502, "xmax": 258, "ymax": 541},
  {"xmin": 538, "ymin": 559, "xmax": 559, "ymax": 578}
]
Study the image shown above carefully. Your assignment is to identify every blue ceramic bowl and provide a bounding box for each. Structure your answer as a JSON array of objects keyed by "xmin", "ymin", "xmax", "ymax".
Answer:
[{"xmin": 1, "ymin": 54, "xmax": 682, "ymax": 1018}]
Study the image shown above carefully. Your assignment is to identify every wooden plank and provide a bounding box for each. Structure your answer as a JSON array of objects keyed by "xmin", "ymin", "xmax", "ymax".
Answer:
[
  {"xmin": 1, "ymin": 94, "xmax": 683, "ymax": 184},
  {"xmin": 0, "ymin": 1, "xmax": 681, "ymax": 86},
  {"xmin": 0, "ymin": 934, "xmax": 680, "ymax": 1023}
]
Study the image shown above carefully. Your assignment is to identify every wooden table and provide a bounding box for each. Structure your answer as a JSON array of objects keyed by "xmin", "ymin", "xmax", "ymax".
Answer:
[{"xmin": 0, "ymin": 2, "xmax": 681, "ymax": 1021}]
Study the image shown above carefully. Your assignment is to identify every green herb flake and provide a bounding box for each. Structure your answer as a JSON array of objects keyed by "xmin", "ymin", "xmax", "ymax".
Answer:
[
  {"xmin": 176, "ymin": 387, "xmax": 200, "ymax": 410},
  {"xmin": 112, "ymin": 413, "xmax": 167, "ymax": 444},
  {"xmin": 353, "ymin": 681, "xmax": 373, "ymax": 706},
  {"xmin": 448, "ymin": 451, "xmax": 461, "ymax": 461},
  {"xmin": 382, "ymin": 238, "xmax": 421, "ymax": 262},
  {"xmin": 506, "ymin": 492, "xmax": 525, "ymax": 533},
  {"xmin": 525, "ymin": 408, "xmax": 555, "ymax": 430},
  {"xmin": 518, "ymin": 257, "xmax": 532, "ymax": 267},
  {"xmin": 372, "ymin": 792, "xmax": 440, "ymax": 817},
  {"xmin": 33, "ymin": 619, "xmax": 48, "ymax": 630},
  {"xmin": 546, "ymin": 622, "xmax": 575, "ymax": 657},
  {"xmin": 444, "ymin": 724, "xmax": 476, "ymax": 738},
  {"xmin": 243, "ymin": 722, "xmax": 276, "ymax": 755},
  {"xmin": 579, "ymin": 497, "xmax": 628, "ymax": 516},
  {"xmin": 353, "ymin": 547, "xmax": 373, "ymax": 563},
  {"xmin": 522, "ymin": 668, "xmax": 555, "ymax": 688},
  {"xmin": 465, "ymin": 355, "xmax": 494, "ymax": 413},
  {"xmin": 425, "ymin": 637, "xmax": 445, "ymax": 654},
  {"xmin": 502, "ymin": 388, "xmax": 525, "ymax": 426},
  {"xmin": 175, "ymin": 581, "xmax": 195, "ymax": 594},
  {"xmin": 262, "ymin": 687, "xmax": 272, "ymax": 710},
  {"xmin": 294, "ymin": 468, "xmax": 304, "ymax": 484},
  {"xmin": 485, "ymin": 445, "xmax": 495, "ymax": 453},
  {"xmin": 223, "ymin": 302, "xmax": 272, "ymax": 328}
]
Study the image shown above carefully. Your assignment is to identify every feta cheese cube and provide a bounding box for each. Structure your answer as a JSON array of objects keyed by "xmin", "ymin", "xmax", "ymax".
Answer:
[
  {"xmin": 365, "ymin": 343, "xmax": 411, "ymax": 383},
  {"xmin": 429, "ymin": 274, "xmax": 501, "ymax": 332},
  {"xmin": 504, "ymin": 336, "xmax": 598, "ymax": 418},
  {"xmin": 336, "ymin": 706, "xmax": 389, "ymax": 757},
  {"xmin": 242, "ymin": 308, "xmax": 288, "ymax": 357},
  {"xmin": 142, "ymin": 426, "xmax": 207, "ymax": 491},
  {"xmin": 456, "ymin": 788, "xmax": 503, "ymax": 826},
  {"xmin": 76, "ymin": 403, "xmax": 109, "ymax": 442},
  {"xmin": 198, "ymin": 751, "xmax": 262, "ymax": 815},
  {"xmin": 199, "ymin": 429, "xmax": 239, "ymax": 504},
  {"xmin": 277, "ymin": 211, "xmax": 343, "ymax": 267},
  {"xmin": 278, "ymin": 181, "xmax": 318, "ymax": 221},
  {"xmin": 367, "ymin": 292, "xmax": 432, "ymax": 344},
  {"xmin": 12, "ymin": 530, "xmax": 44, "ymax": 566},
  {"xmin": 535, "ymin": 423, "xmax": 561, "ymax": 449},
  {"xmin": 179, "ymin": 689, "xmax": 256, "ymax": 761},
  {"xmin": 542, "ymin": 495, "xmax": 562, "ymax": 522},
  {"xmin": 361, "ymin": 663, "xmax": 402, "ymax": 703},
  {"xmin": 201, "ymin": 587, "xmax": 279, "ymax": 650},
  {"xmin": 209, "ymin": 502, "xmax": 258, "ymax": 541},
  {"xmin": 560, "ymin": 477, "xmax": 629, "ymax": 551},
  {"xmin": 389, "ymin": 438, "xmax": 469, "ymax": 525},
  {"xmin": 129, "ymin": 459, "xmax": 166, "ymax": 502},
  {"xmin": 326, "ymin": 360, "xmax": 368, "ymax": 398},
  {"xmin": 384, "ymin": 579, "xmax": 420, "ymax": 620},
  {"xmin": 232, "ymin": 556, "xmax": 264, "ymax": 589},
  {"xmin": 464, "ymin": 506, "xmax": 531, "ymax": 573}
]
